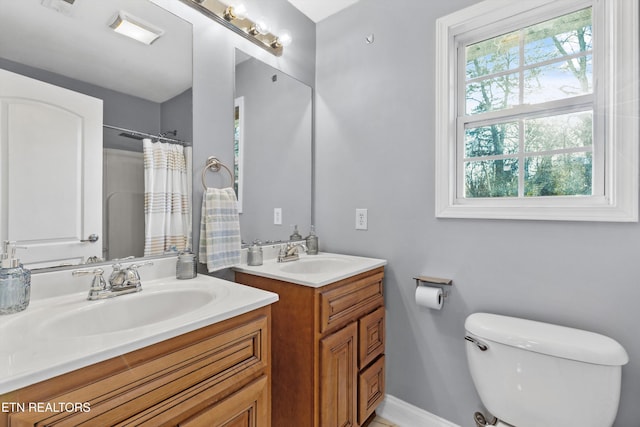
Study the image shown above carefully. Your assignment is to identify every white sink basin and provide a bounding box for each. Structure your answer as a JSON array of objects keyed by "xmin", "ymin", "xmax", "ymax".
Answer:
[
  {"xmin": 278, "ymin": 257, "xmax": 351, "ymax": 274},
  {"xmin": 0, "ymin": 273, "xmax": 279, "ymax": 394},
  {"xmin": 234, "ymin": 252, "xmax": 387, "ymax": 288},
  {"xmin": 41, "ymin": 288, "xmax": 216, "ymax": 337}
]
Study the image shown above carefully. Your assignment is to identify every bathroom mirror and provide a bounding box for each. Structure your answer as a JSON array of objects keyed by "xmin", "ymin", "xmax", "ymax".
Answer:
[
  {"xmin": 0, "ymin": 0, "xmax": 192, "ymax": 269},
  {"xmin": 234, "ymin": 49, "xmax": 312, "ymax": 244}
]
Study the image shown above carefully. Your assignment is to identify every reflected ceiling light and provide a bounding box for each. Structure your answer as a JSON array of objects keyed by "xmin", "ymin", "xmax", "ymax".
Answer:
[
  {"xmin": 109, "ymin": 12, "xmax": 164, "ymax": 45},
  {"xmin": 179, "ymin": 0, "xmax": 289, "ymax": 56}
]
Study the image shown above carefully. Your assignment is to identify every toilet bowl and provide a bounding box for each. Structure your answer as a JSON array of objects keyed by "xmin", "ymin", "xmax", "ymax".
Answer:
[{"xmin": 465, "ymin": 313, "xmax": 628, "ymax": 427}]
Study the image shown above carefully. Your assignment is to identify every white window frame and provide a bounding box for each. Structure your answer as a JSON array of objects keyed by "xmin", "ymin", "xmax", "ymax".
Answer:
[{"xmin": 435, "ymin": 0, "xmax": 639, "ymax": 221}]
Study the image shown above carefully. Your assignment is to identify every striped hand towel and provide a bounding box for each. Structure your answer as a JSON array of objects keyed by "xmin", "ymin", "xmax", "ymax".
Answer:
[{"xmin": 198, "ymin": 187, "xmax": 241, "ymax": 272}]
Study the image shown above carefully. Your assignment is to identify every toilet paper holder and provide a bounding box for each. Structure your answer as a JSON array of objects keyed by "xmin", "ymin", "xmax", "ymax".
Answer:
[{"xmin": 413, "ymin": 276, "xmax": 453, "ymax": 299}]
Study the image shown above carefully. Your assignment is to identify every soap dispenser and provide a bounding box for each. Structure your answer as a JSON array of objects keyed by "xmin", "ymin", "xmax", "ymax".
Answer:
[
  {"xmin": 0, "ymin": 241, "xmax": 31, "ymax": 315},
  {"xmin": 289, "ymin": 225, "xmax": 303, "ymax": 241},
  {"xmin": 305, "ymin": 226, "xmax": 319, "ymax": 255}
]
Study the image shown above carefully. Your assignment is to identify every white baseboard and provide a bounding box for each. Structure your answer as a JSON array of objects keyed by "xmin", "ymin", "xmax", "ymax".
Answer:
[{"xmin": 377, "ymin": 395, "xmax": 460, "ymax": 427}]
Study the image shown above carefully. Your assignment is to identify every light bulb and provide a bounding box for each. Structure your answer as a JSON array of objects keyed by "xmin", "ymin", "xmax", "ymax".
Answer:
[
  {"xmin": 223, "ymin": 3, "xmax": 247, "ymax": 21},
  {"xmin": 254, "ymin": 18, "xmax": 270, "ymax": 35},
  {"xmin": 233, "ymin": 3, "xmax": 247, "ymax": 20},
  {"xmin": 276, "ymin": 30, "xmax": 292, "ymax": 47}
]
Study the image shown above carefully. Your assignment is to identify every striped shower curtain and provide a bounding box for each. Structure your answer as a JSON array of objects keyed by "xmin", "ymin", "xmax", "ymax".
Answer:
[{"xmin": 143, "ymin": 138, "xmax": 192, "ymax": 256}]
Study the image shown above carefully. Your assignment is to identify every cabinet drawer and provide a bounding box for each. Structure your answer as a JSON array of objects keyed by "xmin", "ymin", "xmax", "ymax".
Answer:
[
  {"xmin": 319, "ymin": 270, "xmax": 384, "ymax": 334},
  {"xmin": 179, "ymin": 376, "xmax": 269, "ymax": 427},
  {"xmin": 358, "ymin": 355, "xmax": 385, "ymax": 425},
  {"xmin": 358, "ymin": 306, "xmax": 385, "ymax": 369},
  {"xmin": 9, "ymin": 315, "xmax": 269, "ymax": 427}
]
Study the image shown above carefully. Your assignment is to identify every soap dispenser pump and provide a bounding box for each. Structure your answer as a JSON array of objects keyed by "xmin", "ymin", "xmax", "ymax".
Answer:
[{"xmin": 0, "ymin": 241, "xmax": 31, "ymax": 315}]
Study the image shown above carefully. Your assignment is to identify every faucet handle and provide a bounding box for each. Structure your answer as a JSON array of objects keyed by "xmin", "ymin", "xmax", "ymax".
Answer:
[
  {"xmin": 123, "ymin": 261, "xmax": 154, "ymax": 287},
  {"xmin": 110, "ymin": 256, "xmax": 136, "ymax": 269},
  {"xmin": 72, "ymin": 267, "xmax": 108, "ymax": 298},
  {"xmin": 130, "ymin": 260, "xmax": 154, "ymax": 269}
]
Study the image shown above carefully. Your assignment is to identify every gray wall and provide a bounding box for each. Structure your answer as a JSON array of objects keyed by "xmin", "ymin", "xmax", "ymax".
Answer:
[
  {"xmin": 315, "ymin": 0, "xmax": 640, "ymax": 426},
  {"xmin": 235, "ymin": 57, "xmax": 312, "ymax": 243},
  {"xmin": 0, "ymin": 57, "xmax": 161, "ymax": 140}
]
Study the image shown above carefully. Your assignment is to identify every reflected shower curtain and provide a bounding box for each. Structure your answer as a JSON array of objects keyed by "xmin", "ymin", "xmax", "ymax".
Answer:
[{"xmin": 143, "ymin": 138, "xmax": 192, "ymax": 256}]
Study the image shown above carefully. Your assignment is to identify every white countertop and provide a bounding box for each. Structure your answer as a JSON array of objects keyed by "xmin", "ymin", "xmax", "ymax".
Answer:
[
  {"xmin": 0, "ymin": 272, "xmax": 278, "ymax": 394},
  {"xmin": 233, "ymin": 252, "xmax": 387, "ymax": 287}
]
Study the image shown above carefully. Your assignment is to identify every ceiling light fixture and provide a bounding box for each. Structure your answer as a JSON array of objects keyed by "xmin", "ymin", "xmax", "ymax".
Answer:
[
  {"xmin": 110, "ymin": 12, "xmax": 164, "ymax": 45},
  {"xmin": 179, "ymin": 0, "xmax": 290, "ymax": 56}
]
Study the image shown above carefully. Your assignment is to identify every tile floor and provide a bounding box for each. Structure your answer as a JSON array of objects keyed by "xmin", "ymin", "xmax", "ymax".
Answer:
[{"xmin": 369, "ymin": 416, "xmax": 398, "ymax": 427}]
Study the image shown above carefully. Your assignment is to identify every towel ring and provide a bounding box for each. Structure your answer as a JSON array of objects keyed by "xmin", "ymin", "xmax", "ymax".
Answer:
[{"xmin": 201, "ymin": 156, "xmax": 234, "ymax": 190}]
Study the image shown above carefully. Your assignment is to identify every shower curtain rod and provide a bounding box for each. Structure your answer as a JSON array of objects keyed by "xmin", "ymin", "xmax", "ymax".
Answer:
[{"xmin": 103, "ymin": 124, "xmax": 192, "ymax": 146}]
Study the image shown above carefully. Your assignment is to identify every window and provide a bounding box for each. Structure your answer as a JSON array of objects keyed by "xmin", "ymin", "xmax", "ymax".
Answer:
[{"xmin": 435, "ymin": 0, "xmax": 639, "ymax": 221}]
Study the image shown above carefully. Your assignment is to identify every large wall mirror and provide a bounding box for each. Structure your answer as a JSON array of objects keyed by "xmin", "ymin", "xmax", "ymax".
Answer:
[
  {"xmin": 234, "ymin": 49, "xmax": 312, "ymax": 245},
  {"xmin": 0, "ymin": 0, "xmax": 192, "ymax": 270}
]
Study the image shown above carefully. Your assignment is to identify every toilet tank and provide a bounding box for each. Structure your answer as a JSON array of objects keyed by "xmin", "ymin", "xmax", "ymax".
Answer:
[{"xmin": 465, "ymin": 313, "xmax": 628, "ymax": 427}]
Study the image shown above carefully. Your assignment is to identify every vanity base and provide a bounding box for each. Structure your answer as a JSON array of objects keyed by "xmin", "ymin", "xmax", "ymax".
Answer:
[
  {"xmin": 236, "ymin": 266, "xmax": 385, "ymax": 427},
  {"xmin": 0, "ymin": 306, "xmax": 271, "ymax": 427}
]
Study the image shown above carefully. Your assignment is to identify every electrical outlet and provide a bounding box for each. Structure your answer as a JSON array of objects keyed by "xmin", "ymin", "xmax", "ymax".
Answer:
[
  {"xmin": 355, "ymin": 208, "xmax": 368, "ymax": 230},
  {"xmin": 274, "ymin": 208, "xmax": 282, "ymax": 225}
]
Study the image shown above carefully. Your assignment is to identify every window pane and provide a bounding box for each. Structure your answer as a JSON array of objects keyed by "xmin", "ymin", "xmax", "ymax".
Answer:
[
  {"xmin": 524, "ymin": 111, "xmax": 592, "ymax": 153},
  {"xmin": 524, "ymin": 55, "xmax": 592, "ymax": 104},
  {"xmin": 465, "ymin": 158, "xmax": 519, "ymax": 198},
  {"xmin": 524, "ymin": 8, "xmax": 592, "ymax": 65},
  {"xmin": 466, "ymin": 73, "xmax": 519, "ymax": 114},
  {"xmin": 465, "ymin": 122, "xmax": 519, "ymax": 158},
  {"xmin": 466, "ymin": 30, "xmax": 520, "ymax": 79},
  {"xmin": 524, "ymin": 152, "xmax": 592, "ymax": 196}
]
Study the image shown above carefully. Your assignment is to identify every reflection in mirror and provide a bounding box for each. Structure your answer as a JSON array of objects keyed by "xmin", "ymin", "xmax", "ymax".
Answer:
[
  {"xmin": 0, "ymin": 0, "xmax": 193, "ymax": 270},
  {"xmin": 234, "ymin": 49, "xmax": 312, "ymax": 245}
]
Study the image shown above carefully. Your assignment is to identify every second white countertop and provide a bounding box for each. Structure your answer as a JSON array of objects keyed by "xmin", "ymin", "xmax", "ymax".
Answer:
[{"xmin": 233, "ymin": 252, "xmax": 387, "ymax": 287}]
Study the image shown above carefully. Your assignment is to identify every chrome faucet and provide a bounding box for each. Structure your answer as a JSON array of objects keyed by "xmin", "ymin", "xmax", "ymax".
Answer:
[
  {"xmin": 72, "ymin": 260, "xmax": 153, "ymax": 300},
  {"xmin": 277, "ymin": 242, "xmax": 308, "ymax": 263}
]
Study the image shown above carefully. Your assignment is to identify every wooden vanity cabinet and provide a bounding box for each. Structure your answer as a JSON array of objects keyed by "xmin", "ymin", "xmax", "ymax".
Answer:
[
  {"xmin": 235, "ymin": 267, "xmax": 385, "ymax": 427},
  {"xmin": 0, "ymin": 306, "xmax": 272, "ymax": 427}
]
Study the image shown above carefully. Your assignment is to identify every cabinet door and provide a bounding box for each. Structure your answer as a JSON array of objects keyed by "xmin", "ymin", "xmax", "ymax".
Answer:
[
  {"xmin": 358, "ymin": 355, "xmax": 385, "ymax": 425},
  {"xmin": 320, "ymin": 322, "xmax": 358, "ymax": 427},
  {"xmin": 179, "ymin": 376, "xmax": 269, "ymax": 427},
  {"xmin": 358, "ymin": 306, "xmax": 385, "ymax": 369}
]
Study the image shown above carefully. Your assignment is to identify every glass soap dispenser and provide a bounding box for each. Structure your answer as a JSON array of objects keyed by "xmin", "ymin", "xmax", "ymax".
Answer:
[
  {"xmin": 0, "ymin": 241, "xmax": 31, "ymax": 315},
  {"xmin": 305, "ymin": 226, "xmax": 318, "ymax": 255}
]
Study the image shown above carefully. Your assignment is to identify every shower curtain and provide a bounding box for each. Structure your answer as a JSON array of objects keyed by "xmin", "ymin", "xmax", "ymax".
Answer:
[{"xmin": 143, "ymin": 138, "xmax": 192, "ymax": 256}]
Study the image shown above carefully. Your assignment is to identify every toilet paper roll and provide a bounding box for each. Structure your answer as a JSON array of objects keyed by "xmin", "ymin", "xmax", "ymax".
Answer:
[{"xmin": 415, "ymin": 286, "xmax": 443, "ymax": 310}]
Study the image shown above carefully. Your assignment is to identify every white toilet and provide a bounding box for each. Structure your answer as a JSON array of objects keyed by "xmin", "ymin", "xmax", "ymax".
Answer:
[{"xmin": 464, "ymin": 313, "xmax": 629, "ymax": 427}]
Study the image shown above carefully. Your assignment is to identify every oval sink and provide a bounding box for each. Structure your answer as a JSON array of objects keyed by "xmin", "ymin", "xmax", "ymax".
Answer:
[
  {"xmin": 42, "ymin": 288, "xmax": 215, "ymax": 337},
  {"xmin": 278, "ymin": 257, "xmax": 351, "ymax": 274}
]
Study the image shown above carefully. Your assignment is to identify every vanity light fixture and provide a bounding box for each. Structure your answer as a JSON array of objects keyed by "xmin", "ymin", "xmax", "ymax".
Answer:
[
  {"xmin": 110, "ymin": 12, "xmax": 164, "ymax": 45},
  {"xmin": 179, "ymin": 0, "xmax": 290, "ymax": 56}
]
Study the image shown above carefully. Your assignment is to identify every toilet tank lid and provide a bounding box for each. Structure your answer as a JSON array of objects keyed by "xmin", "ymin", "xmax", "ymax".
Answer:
[{"xmin": 465, "ymin": 313, "xmax": 629, "ymax": 366}]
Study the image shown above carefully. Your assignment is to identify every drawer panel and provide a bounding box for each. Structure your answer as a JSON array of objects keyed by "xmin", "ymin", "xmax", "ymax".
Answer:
[
  {"xmin": 9, "ymin": 315, "xmax": 269, "ymax": 427},
  {"xmin": 358, "ymin": 306, "xmax": 385, "ymax": 369},
  {"xmin": 358, "ymin": 355, "xmax": 385, "ymax": 426},
  {"xmin": 319, "ymin": 271, "xmax": 384, "ymax": 334},
  {"xmin": 179, "ymin": 376, "xmax": 268, "ymax": 427}
]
